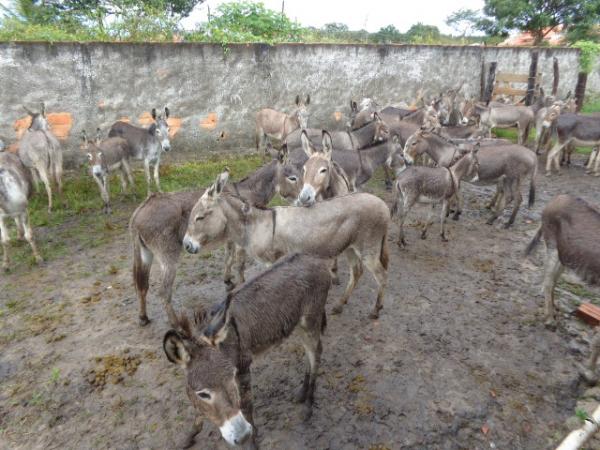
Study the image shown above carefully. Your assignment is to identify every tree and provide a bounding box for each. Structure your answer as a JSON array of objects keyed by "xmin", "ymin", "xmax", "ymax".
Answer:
[
  {"xmin": 448, "ymin": 0, "xmax": 600, "ymax": 44},
  {"xmin": 405, "ymin": 23, "xmax": 440, "ymax": 43},
  {"xmin": 374, "ymin": 24, "xmax": 402, "ymax": 43},
  {"xmin": 322, "ymin": 22, "xmax": 348, "ymax": 34},
  {"xmin": 446, "ymin": 8, "xmax": 482, "ymax": 36}
]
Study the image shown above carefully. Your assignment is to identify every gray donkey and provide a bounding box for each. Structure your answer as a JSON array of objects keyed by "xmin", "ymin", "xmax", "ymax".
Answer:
[
  {"xmin": 183, "ymin": 173, "xmax": 390, "ymax": 319},
  {"xmin": 163, "ymin": 253, "xmax": 331, "ymax": 449},
  {"xmin": 464, "ymin": 102, "xmax": 534, "ymax": 145},
  {"xmin": 0, "ymin": 152, "xmax": 43, "ymax": 271},
  {"xmin": 404, "ymin": 129, "xmax": 537, "ymax": 227},
  {"xmin": 130, "ymin": 152, "xmax": 300, "ymax": 327},
  {"xmin": 82, "ymin": 129, "xmax": 134, "ymax": 214},
  {"xmin": 18, "ymin": 103, "xmax": 63, "ymax": 212},
  {"xmin": 392, "ymin": 144, "xmax": 480, "ymax": 246},
  {"xmin": 255, "ymin": 95, "xmax": 310, "ymax": 153},
  {"xmin": 108, "ymin": 107, "xmax": 171, "ymax": 194},
  {"xmin": 525, "ymin": 194, "xmax": 600, "ymax": 384}
]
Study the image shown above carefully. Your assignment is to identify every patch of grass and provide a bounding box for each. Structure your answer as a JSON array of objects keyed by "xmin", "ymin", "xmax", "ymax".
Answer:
[
  {"xmin": 558, "ymin": 280, "xmax": 600, "ymax": 303},
  {"xmin": 50, "ymin": 368, "xmax": 60, "ymax": 384},
  {"xmin": 576, "ymin": 408, "xmax": 591, "ymax": 422},
  {"xmin": 493, "ymin": 128, "xmax": 519, "ymax": 142}
]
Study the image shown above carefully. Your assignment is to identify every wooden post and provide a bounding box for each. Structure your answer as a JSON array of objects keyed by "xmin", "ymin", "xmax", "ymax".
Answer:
[
  {"xmin": 525, "ymin": 51, "xmax": 539, "ymax": 106},
  {"xmin": 575, "ymin": 72, "xmax": 588, "ymax": 112},
  {"xmin": 480, "ymin": 59, "xmax": 486, "ymax": 101},
  {"xmin": 552, "ymin": 57, "xmax": 559, "ymax": 96},
  {"xmin": 484, "ymin": 62, "xmax": 497, "ymax": 105}
]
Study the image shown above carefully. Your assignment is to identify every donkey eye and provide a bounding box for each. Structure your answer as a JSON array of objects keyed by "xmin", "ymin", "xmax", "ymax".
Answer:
[
  {"xmin": 319, "ymin": 168, "xmax": 327, "ymax": 174},
  {"xmin": 287, "ymin": 176, "xmax": 297, "ymax": 182},
  {"xmin": 196, "ymin": 390, "xmax": 212, "ymax": 401},
  {"xmin": 195, "ymin": 215, "xmax": 204, "ymax": 222}
]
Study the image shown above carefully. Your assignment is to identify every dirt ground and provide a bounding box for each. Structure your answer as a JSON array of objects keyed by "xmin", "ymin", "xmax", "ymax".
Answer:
[{"xmin": 1, "ymin": 151, "xmax": 600, "ymax": 450}]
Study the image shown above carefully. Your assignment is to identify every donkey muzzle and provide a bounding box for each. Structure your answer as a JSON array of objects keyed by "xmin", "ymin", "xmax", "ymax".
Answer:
[
  {"xmin": 219, "ymin": 411, "xmax": 253, "ymax": 447},
  {"xmin": 298, "ymin": 185, "xmax": 316, "ymax": 206},
  {"xmin": 183, "ymin": 235, "xmax": 199, "ymax": 254}
]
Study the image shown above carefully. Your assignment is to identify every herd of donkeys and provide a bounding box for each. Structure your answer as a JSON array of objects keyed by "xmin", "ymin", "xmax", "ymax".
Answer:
[{"xmin": 1, "ymin": 86, "xmax": 600, "ymax": 447}]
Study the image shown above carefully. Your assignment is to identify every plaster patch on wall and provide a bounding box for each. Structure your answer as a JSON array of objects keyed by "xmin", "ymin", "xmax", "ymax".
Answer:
[
  {"xmin": 333, "ymin": 111, "xmax": 343, "ymax": 122},
  {"xmin": 13, "ymin": 112, "xmax": 72, "ymax": 141},
  {"xmin": 200, "ymin": 113, "xmax": 218, "ymax": 130}
]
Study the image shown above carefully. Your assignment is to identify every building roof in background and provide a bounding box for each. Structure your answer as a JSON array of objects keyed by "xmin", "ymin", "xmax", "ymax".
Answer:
[{"xmin": 500, "ymin": 26, "xmax": 565, "ymax": 46}]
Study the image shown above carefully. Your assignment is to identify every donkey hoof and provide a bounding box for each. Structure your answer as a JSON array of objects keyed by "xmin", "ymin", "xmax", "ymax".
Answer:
[
  {"xmin": 331, "ymin": 276, "xmax": 341, "ymax": 286},
  {"xmin": 452, "ymin": 213, "xmax": 461, "ymax": 221},
  {"xmin": 420, "ymin": 232, "xmax": 427, "ymax": 240},
  {"xmin": 397, "ymin": 238, "xmax": 407, "ymax": 248},
  {"xmin": 503, "ymin": 221, "xmax": 513, "ymax": 229},
  {"xmin": 369, "ymin": 311, "xmax": 380, "ymax": 320},
  {"xmin": 544, "ymin": 319, "xmax": 557, "ymax": 331},
  {"xmin": 3, "ymin": 265, "xmax": 9, "ymax": 273},
  {"xmin": 545, "ymin": 172, "xmax": 552, "ymax": 177},
  {"xmin": 139, "ymin": 315, "xmax": 151, "ymax": 327},
  {"xmin": 441, "ymin": 235, "xmax": 448, "ymax": 242},
  {"xmin": 485, "ymin": 218, "xmax": 495, "ymax": 226},
  {"xmin": 331, "ymin": 305, "xmax": 344, "ymax": 315},
  {"xmin": 578, "ymin": 364, "xmax": 599, "ymax": 385},
  {"xmin": 293, "ymin": 387, "xmax": 307, "ymax": 404},
  {"xmin": 34, "ymin": 255, "xmax": 44, "ymax": 265},
  {"xmin": 224, "ymin": 279, "xmax": 235, "ymax": 291},
  {"xmin": 301, "ymin": 404, "xmax": 313, "ymax": 422}
]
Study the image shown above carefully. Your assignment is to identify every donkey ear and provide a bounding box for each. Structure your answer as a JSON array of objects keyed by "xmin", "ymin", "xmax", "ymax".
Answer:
[
  {"xmin": 392, "ymin": 134, "xmax": 400, "ymax": 144},
  {"xmin": 81, "ymin": 130, "xmax": 88, "ymax": 144},
  {"xmin": 350, "ymin": 100, "xmax": 358, "ymax": 112},
  {"xmin": 163, "ymin": 330, "xmax": 192, "ymax": 367},
  {"xmin": 305, "ymin": 95, "xmax": 310, "ymax": 106},
  {"xmin": 164, "ymin": 107, "xmax": 170, "ymax": 118},
  {"xmin": 564, "ymin": 90, "xmax": 572, "ymax": 100},
  {"xmin": 201, "ymin": 295, "xmax": 234, "ymax": 347},
  {"xmin": 277, "ymin": 144, "xmax": 289, "ymax": 165},
  {"xmin": 539, "ymin": 87, "xmax": 545, "ymax": 97},
  {"xmin": 295, "ymin": 95, "xmax": 301, "ymax": 106},
  {"xmin": 321, "ymin": 130, "xmax": 333, "ymax": 159},
  {"xmin": 151, "ymin": 108, "xmax": 157, "ymax": 120},
  {"xmin": 301, "ymin": 130, "xmax": 315, "ymax": 157},
  {"xmin": 373, "ymin": 112, "xmax": 382, "ymax": 123},
  {"xmin": 95, "ymin": 128, "xmax": 102, "ymax": 143},
  {"xmin": 215, "ymin": 169, "xmax": 230, "ymax": 194},
  {"xmin": 40, "ymin": 102, "xmax": 46, "ymax": 117}
]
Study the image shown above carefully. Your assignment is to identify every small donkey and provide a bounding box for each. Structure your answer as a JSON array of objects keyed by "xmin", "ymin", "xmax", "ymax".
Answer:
[
  {"xmin": 0, "ymin": 152, "xmax": 43, "ymax": 270},
  {"xmin": 109, "ymin": 107, "xmax": 171, "ymax": 194},
  {"xmin": 18, "ymin": 103, "xmax": 63, "ymax": 212},
  {"xmin": 392, "ymin": 144, "xmax": 480, "ymax": 246},
  {"xmin": 525, "ymin": 194, "xmax": 600, "ymax": 383},
  {"xmin": 163, "ymin": 253, "xmax": 331, "ymax": 449},
  {"xmin": 255, "ymin": 95, "xmax": 310, "ymax": 153},
  {"xmin": 82, "ymin": 130, "xmax": 134, "ymax": 214}
]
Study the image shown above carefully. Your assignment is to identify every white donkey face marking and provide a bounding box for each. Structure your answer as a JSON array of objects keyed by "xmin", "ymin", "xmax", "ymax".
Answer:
[{"xmin": 219, "ymin": 411, "xmax": 253, "ymax": 446}]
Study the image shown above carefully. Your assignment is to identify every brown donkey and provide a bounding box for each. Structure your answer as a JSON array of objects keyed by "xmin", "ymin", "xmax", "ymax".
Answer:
[
  {"xmin": 130, "ymin": 152, "xmax": 301, "ymax": 327},
  {"xmin": 183, "ymin": 173, "xmax": 390, "ymax": 319},
  {"xmin": 255, "ymin": 95, "xmax": 310, "ymax": 153},
  {"xmin": 525, "ymin": 194, "xmax": 600, "ymax": 383},
  {"xmin": 163, "ymin": 253, "xmax": 331, "ymax": 449}
]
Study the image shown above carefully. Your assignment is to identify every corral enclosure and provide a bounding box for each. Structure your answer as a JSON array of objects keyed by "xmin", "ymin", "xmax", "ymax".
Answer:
[{"xmin": 0, "ymin": 42, "xmax": 588, "ymax": 164}]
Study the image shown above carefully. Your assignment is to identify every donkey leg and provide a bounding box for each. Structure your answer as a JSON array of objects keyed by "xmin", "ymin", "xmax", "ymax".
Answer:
[
  {"xmin": 223, "ymin": 241, "xmax": 236, "ymax": 290},
  {"xmin": 330, "ymin": 258, "xmax": 340, "ymax": 285},
  {"xmin": 396, "ymin": 197, "xmax": 411, "ymax": 247},
  {"xmin": 542, "ymin": 246, "xmax": 563, "ymax": 328},
  {"xmin": 143, "ymin": 160, "xmax": 152, "ymax": 195},
  {"xmin": 153, "ymin": 161, "xmax": 162, "ymax": 193},
  {"xmin": 593, "ymin": 148, "xmax": 600, "ymax": 176},
  {"xmin": 485, "ymin": 188, "xmax": 500, "ymax": 210},
  {"xmin": 133, "ymin": 235, "xmax": 154, "ymax": 326},
  {"xmin": 30, "ymin": 169, "xmax": 41, "ymax": 193},
  {"xmin": 383, "ymin": 165, "xmax": 393, "ymax": 191},
  {"xmin": 236, "ymin": 361, "xmax": 259, "ymax": 450},
  {"xmin": 331, "ymin": 248, "xmax": 363, "ymax": 315},
  {"xmin": 38, "ymin": 168, "xmax": 53, "ymax": 213},
  {"xmin": 451, "ymin": 193, "xmax": 462, "ymax": 221},
  {"xmin": 504, "ymin": 179, "xmax": 522, "ymax": 228},
  {"xmin": 546, "ymin": 142, "xmax": 565, "ymax": 176},
  {"xmin": 0, "ymin": 216, "xmax": 10, "ymax": 271},
  {"xmin": 158, "ymin": 257, "xmax": 179, "ymax": 327},
  {"xmin": 234, "ymin": 245, "xmax": 247, "ymax": 285},
  {"xmin": 118, "ymin": 170, "xmax": 127, "ymax": 193},
  {"xmin": 122, "ymin": 160, "xmax": 135, "ymax": 194},
  {"xmin": 364, "ymin": 252, "xmax": 388, "ymax": 320},
  {"xmin": 585, "ymin": 147, "xmax": 597, "ymax": 173},
  {"xmin": 296, "ymin": 323, "xmax": 322, "ymax": 421},
  {"xmin": 17, "ymin": 212, "xmax": 43, "ymax": 264},
  {"xmin": 440, "ymin": 200, "xmax": 449, "ymax": 241},
  {"xmin": 178, "ymin": 418, "xmax": 204, "ymax": 449},
  {"xmin": 421, "ymin": 204, "xmax": 436, "ymax": 240},
  {"xmin": 102, "ymin": 175, "xmax": 111, "ymax": 214},
  {"xmin": 486, "ymin": 187, "xmax": 506, "ymax": 225}
]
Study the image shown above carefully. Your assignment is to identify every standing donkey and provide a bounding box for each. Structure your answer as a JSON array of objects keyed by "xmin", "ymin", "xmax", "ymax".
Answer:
[
  {"xmin": 525, "ymin": 194, "xmax": 600, "ymax": 384},
  {"xmin": 108, "ymin": 107, "xmax": 171, "ymax": 194},
  {"xmin": 18, "ymin": 103, "xmax": 63, "ymax": 212},
  {"xmin": 255, "ymin": 95, "xmax": 310, "ymax": 153},
  {"xmin": 82, "ymin": 130, "xmax": 134, "ymax": 214},
  {"xmin": 0, "ymin": 152, "xmax": 43, "ymax": 271},
  {"xmin": 183, "ymin": 172, "xmax": 390, "ymax": 319},
  {"xmin": 130, "ymin": 151, "xmax": 301, "ymax": 327},
  {"xmin": 163, "ymin": 253, "xmax": 331, "ymax": 449}
]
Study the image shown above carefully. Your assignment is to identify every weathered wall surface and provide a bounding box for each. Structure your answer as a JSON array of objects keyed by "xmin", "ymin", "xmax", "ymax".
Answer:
[
  {"xmin": 586, "ymin": 57, "xmax": 600, "ymax": 97},
  {"xmin": 0, "ymin": 42, "xmax": 583, "ymax": 164}
]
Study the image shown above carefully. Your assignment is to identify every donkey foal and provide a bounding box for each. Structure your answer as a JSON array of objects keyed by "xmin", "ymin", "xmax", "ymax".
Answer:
[{"xmin": 163, "ymin": 253, "xmax": 331, "ymax": 449}]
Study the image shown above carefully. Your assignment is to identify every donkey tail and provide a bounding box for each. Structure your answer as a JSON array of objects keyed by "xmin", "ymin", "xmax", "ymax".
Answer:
[
  {"xmin": 390, "ymin": 184, "xmax": 401, "ymax": 217},
  {"xmin": 525, "ymin": 225, "xmax": 543, "ymax": 256},
  {"xmin": 380, "ymin": 231, "xmax": 389, "ymax": 270},
  {"xmin": 131, "ymin": 229, "xmax": 153, "ymax": 302},
  {"xmin": 528, "ymin": 160, "xmax": 537, "ymax": 208},
  {"xmin": 321, "ymin": 311, "xmax": 327, "ymax": 334}
]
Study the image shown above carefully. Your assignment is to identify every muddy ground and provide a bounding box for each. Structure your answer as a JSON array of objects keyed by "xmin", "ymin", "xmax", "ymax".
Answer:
[{"xmin": 1, "ymin": 151, "xmax": 600, "ymax": 450}]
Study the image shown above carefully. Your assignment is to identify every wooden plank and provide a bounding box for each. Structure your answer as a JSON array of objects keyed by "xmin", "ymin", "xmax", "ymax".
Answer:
[
  {"xmin": 526, "ymin": 51, "xmax": 539, "ymax": 106},
  {"xmin": 493, "ymin": 86, "xmax": 528, "ymax": 96},
  {"xmin": 576, "ymin": 302, "xmax": 600, "ymax": 326},
  {"xmin": 496, "ymin": 72, "xmax": 542, "ymax": 84}
]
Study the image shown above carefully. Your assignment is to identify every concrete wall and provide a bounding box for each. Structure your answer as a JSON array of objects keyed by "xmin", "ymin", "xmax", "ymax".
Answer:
[
  {"xmin": 0, "ymin": 42, "xmax": 584, "ymax": 165},
  {"xmin": 586, "ymin": 56, "xmax": 600, "ymax": 97}
]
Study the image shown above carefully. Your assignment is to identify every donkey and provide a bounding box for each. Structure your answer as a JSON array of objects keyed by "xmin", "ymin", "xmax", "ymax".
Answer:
[
  {"xmin": 82, "ymin": 130, "xmax": 134, "ymax": 214},
  {"xmin": 18, "ymin": 103, "xmax": 63, "ymax": 212},
  {"xmin": 391, "ymin": 144, "xmax": 480, "ymax": 246},
  {"xmin": 404, "ymin": 129, "xmax": 537, "ymax": 227},
  {"xmin": 130, "ymin": 152, "xmax": 300, "ymax": 327},
  {"xmin": 163, "ymin": 253, "xmax": 331, "ymax": 449},
  {"xmin": 464, "ymin": 102, "xmax": 534, "ymax": 145},
  {"xmin": 0, "ymin": 152, "xmax": 43, "ymax": 271},
  {"xmin": 255, "ymin": 95, "xmax": 310, "ymax": 153},
  {"xmin": 108, "ymin": 107, "xmax": 171, "ymax": 194},
  {"xmin": 545, "ymin": 111, "xmax": 600, "ymax": 176},
  {"xmin": 183, "ymin": 173, "xmax": 390, "ymax": 319}
]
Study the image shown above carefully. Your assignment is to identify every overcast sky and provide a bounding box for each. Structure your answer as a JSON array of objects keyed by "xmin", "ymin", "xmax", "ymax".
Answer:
[{"xmin": 182, "ymin": 0, "xmax": 486, "ymax": 34}]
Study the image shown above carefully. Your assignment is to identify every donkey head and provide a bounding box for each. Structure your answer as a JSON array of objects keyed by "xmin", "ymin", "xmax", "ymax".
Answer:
[
  {"xmin": 454, "ymin": 143, "xmax": 480, "ymax": 182},
  {"xmin": 386, "ymin": 134, "xmax": 407, "ymax": 176},
  {"xmin": 403, "ymin": 128, "xmax": 433, "ymax": 165},
  {"xmin": 298, "ymin": 130, "xmax": 333, "ymax": 206},
  {"xmin": 183, "ymin": 170, "xmax": 231, "ymax": 255},
  {"xmin": 25, "ymin": 103, "xmax": 49, "ymax": 131},
  {"xmin": 294, "ymin": 95, "xmax": 310, "ymax": 129},
  {"xmin": 163, "ymin": 308, "xmax": 253, "ymax": 447},
  {"xmin": 274, "ymin": 144, "xmax": 301, "ymax": 201},
  {"xmin": 82, "ymin": 130, "xmax": 105, "ymax": 178},
  {"xmin": 151, "ymin": 107, "xmax": 171, "ymax": 152},
  {"xmin": 372, "ymin": 113, "xmax": 390, "ymax": 142},
  {"xmin": 542, "ymin": 104, "xmax": 562, "ymax": 128}
]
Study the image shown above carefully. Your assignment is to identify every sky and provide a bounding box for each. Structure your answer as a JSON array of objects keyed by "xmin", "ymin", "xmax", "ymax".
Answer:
[{"xmin": 181, "ymin": 0, "xmax": 486, "ymax": 34}]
